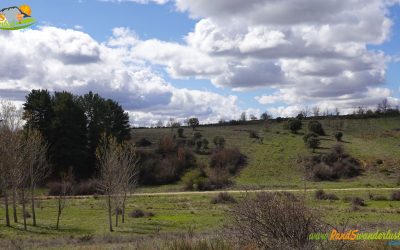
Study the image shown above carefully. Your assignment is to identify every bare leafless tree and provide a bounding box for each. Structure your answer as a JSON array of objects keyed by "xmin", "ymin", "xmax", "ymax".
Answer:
[
  {"xmin": 0, "ymin": 101, "xmax": 23, "ymax": 227},
  {"xmin": 300, "ymin": 106, "xmax": 311, "ymax": 118},
  {"xmin": 97, "ymin": 135, "xmax": 139, "ymax": 231},
  {"xmin": 312, "ymin": 106, "xmax": 320, "ymax": 117},
  {"xmin": 96, "ymin": 135, "xmax": 122, "ymax": 232},
  {"xmin": 23, "ymin": 129, "xmax": 50, "ymax": 227},
  {"xmin": 56, "ymin": 169, "xmax": 73, "ymax": 230},
  {"xmin": 119, "ymin": 142, "xmax": 138, "ymax": 224}
]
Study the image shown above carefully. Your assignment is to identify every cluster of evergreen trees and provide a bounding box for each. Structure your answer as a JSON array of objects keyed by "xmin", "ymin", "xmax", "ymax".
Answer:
[{"xmin": 23, "ymin": 90, "xmax": 131, "ymax": 179}]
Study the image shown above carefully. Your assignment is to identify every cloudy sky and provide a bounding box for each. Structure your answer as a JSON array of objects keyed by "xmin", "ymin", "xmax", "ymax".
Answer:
[{"xmin": 0, "ymin": 0, "xmax": 399, "ymax": 126}]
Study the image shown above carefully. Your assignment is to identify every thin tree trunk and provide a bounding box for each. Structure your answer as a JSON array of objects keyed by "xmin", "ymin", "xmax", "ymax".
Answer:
[
  {"xmin": 56, "ymin": 196, "xmax": 61, "ymax": 230},
  {"xmin": 115, "ymin": 207, "xmax": 119, "ymax": 227},
  {"xmin": 12, "ymin": 189, "xmax": 18, "ymax": 223},
  {"xmin": 22, "ymin": 189, "xmax": 27, "ymax": 230},
  {"xmin": 31, "ymin": 186, "xmax": 36, "ymax": 226},
  {"xmin": 107, "ymin": 194, "xmax": 113, "ymax": 232},
  {"xmin": 122, "ymin": 192, "xmax": 127, "ymax": 223},
  {"xmin": 4, "ymin": 192, "xmax": 10, "ymax": 227}
]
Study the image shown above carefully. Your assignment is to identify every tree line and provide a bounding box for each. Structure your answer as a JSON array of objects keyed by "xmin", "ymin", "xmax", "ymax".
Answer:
[
  {"xmin": 0, "ymin": 99, "xmax": 138, "ymax": 232},
  {"xmin": 23, "ymin": 90, "xmax": 131, "ymax": 179}
]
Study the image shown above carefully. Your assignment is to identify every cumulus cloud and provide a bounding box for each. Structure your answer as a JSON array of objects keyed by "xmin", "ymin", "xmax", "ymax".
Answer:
[
  {"xmin": 99, "ymin": 0, "xmax": 169, "ymax": 4},
  {"xmin": 0, "ymin": 27, "xmax": 243, "ymax": 125},
  {"xmin": 122, "ymin": 0, "xmax": 400, "ymax": 116}
]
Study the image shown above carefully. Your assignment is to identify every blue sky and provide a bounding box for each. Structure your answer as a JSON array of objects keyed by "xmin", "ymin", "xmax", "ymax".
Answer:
[{"xmin": 0, "ymin": 0, "xmax": 399, "ymax": 125}]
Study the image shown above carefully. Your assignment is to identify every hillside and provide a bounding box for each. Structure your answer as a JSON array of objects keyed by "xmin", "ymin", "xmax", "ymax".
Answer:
[{"xmin": 132, "ymin": 116, "xmax": 400, "ymax": 192}]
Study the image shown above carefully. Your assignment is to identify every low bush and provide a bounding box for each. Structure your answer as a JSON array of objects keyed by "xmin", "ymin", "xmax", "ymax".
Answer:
[
  {"xmin": 74, "ymin": 180, "xmax": 99, "ymax": 195},
  {"xmin": 210, "ymin": 148, "xmax": 246, "ymax": 175},
  {"xmin": 129, "ymin": 209, "xmax": 155, "ymax": 218},
  {"xmin": 47, "ymin": 179, "xmax": 99, "ymax": 196},
  {"xmin": 315, "ymin": 190, "xmax": 339, "ymax": 201},
  {"xmin": 352, "ymin": 197, "xmax": 366, "ymax": 207},
  {"xmin": 303, "ymin": 145, "xmax": 362, "ymax": 181},
  {"xmin": 369, "ymin": 195, "xmax": 388, "ymax": 201},
  {"xmin": 177, "ymin": 128, "xmax": 184, "ymax": 138},
  {"xmin": 334, "ymin": 132, "xmax": 343, "ymax": 142},
  {"xmin": 391, "ymin": 191, "xmax": 400, "ymax": 201},
  {"xmin": 135, "ymin": 138, "xmax": 152, "ymax": 147},
  {"xmin": 231, "ymin": 192, "xmax": 324, "ymax": 249},
  {"xmin": 308, "ymin": 121, "xmax": 325, "ymax": 136},
  {"xmin": 139, "ymin": 140, "xmax": 196, "ymax": 185},
  {"xmin": 248, "ymin": 130, "xmax": 259, "ymax": 139},
  {"xmin": 211, "ymin": 192, "xmax": 237, "ymax": 204}
]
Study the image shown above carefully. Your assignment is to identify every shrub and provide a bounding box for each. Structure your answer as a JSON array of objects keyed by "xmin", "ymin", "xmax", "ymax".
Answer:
[
  {"xmin": 23, "ymin": 211, "xmax": 31, "ymax": 219},
  {"xmin": 129, "ymin": 209, "xmax": 145, "ymax": 218},
  {"xmin": 177, "ymin": 128, "xmax": 184, "ymax": 138},
  {"xmin": 135, "ymin": 138, "xmax": 152, "ymax": 147},
  {"xmin": 308, "ymin": 121, "xmax": 325, "ymax": 136},
  {"xmin": 315, "ymin": 190, "xmax": 339, "ymax": 201},
  {"xmin": 195, "ymin": 140, "xmax": 203, "ymax": 152},
  {"xmin": 287, "ymin": 119, "xmax": 302, "ymax": 134},
  {"xmin": 139, "ymin": 147, "xmax": 196, "ymax": 185},
  {"xmin": 193, "ymin": 132, "xmax": 202, "ymax": 140},
  {"xmin": 158, "ymin": 135, "xmax": 176, "ymax": 154},
  {"xmin": 248, "ymin": 130, "xmax": 259, "ymax": 139},
  {"xmin": 129, "ymin": 209, "xmax": 154, "ymax": 218},
  {"xmin": 370, "ymin": 195, "xmax": 388, "ymax": 201},
  {"xmin": 303, "ymin": 133, "xmax": 318, "ymax": 143},
  {"xmin": 391, "ymin": 191, "xmax": 400, "ymax": 201},
  {"xmin": 334, "ymin": 132, "xmax": 343, "ymax": 142},
  {"xmin": 213, "ymin": 136, "xmax": 225, "ymax": 149},
  {"xmin": 202, "ymin": 138, "xmax": 209, "ymax": 149},
  {"xmin": 276, "ymin": 117, "xmax": 283, "ymax": 123},
  {"xmin": 211, "ymin": 192, "xmax": 237, "ymax": 204},
  {"xmin": 210, "ymin": 148, "xmax": 246, "ymax": 175},
  {"xmin": 303, "ymin": 145, "xmax": 362, "ymax": 181},
  {"xmin": 352, "ymin": 197, "xmax": 366, "ymax": 207},
  {"xmin": 74, "ymin": 180, "xmax": 99, "ymax": 195},
  {"xmin": 231, "ymin": 192, "xmax": 324, "ymax": 249}
]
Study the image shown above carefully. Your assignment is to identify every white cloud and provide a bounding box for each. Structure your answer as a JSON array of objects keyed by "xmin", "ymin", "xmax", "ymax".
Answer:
[
  {"xmin": 126, "ymin": 0, "xmax": 399, "ymax": 113},
  {"xmin": 0, "ymin": 27, "xmax": 243, "ymax": 125},
  {"xmin": 99, "ymin": 0, "xmax": 169, "ymax": 4}
]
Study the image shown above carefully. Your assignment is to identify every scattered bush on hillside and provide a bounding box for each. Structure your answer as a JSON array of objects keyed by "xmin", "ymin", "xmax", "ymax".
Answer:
[
  {"xmin": 210, "ymin": 148, "xmax": 246, "ymax": 175},
  {"xmin": 135, "ymin": 138, "xmax": 152, "ymax": 147},
  {"xmin": 177, "ymin": 128, "xmax": 184, "ymax": 138},
  {"xmin": 306, "ymin": 136, "xmax": 321, "ymax": 153},
  {"xmin": 213, "ymin": 136, "xmax": 226, "ymax": 149},
  {"xmin": 230, "ymin": 192, "xmax": 324, "ymax": 249},
  {"xmin": 128, "ymin": 209, "xmax": 154, "ymax": 218},
  {"xmin": 202, "ymin": 138, "xmax": 209, "ymax": 149},
  {"xmin": 157, "ymin": 135, "xmax": 176, "ymax": 155},
  {"xmin": 351, "ymin": 197, "xmax": 366, "ymax": 207},
  {"xmin": 303, "ymin": 133, "xmax": 319, "ymax": 143},
  {"xmin": 315, "ymin": 190, "xmax": 339, "ymax": 201},
  {"xmin": 302, "ymin": 144, "xmax": 362, "ymax": 181},
  {"xmin": 139, "ymin": 137, "xmax": 196, "ymax": 185},
  {"xmin": 391, "ymin": 191, "xmax": 400, "ymax": 201},
  {"xmin": 369, "ymin": 194, "xmax": 388, "ymax": 201},
  {"xmin": 211, "ymin": 192, "xmax": 237, "ymax": 204},
  {"xmin": 248, "ymin": 130, "xmax": 259, "ymax": 139},
  {"xmin": 334, "ymin": 132, "xmax": 343, "ymax": 142},
  {"xmin": 308, "ymin": 121, "xmax": 325, "ymax": 136},
  {"xmin": 286, "ymin": 119, "xmax": 302, "ymax": 134},
  {"xmin": 193, "ymin": 132, "xmax": 202, "ymax": 140},
  {"xmin": 48, "ymin": 179, "xmax": 100, "ymax": 196}
]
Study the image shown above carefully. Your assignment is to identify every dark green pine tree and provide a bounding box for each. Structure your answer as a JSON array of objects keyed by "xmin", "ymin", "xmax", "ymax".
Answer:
[
  {"xmin": 50, "ymin": 92, "xmax": 90, "ymax": 178},
  {"xmin": 104, "ymin": 99, "xmax": 131, "ymax": 143},
  {"xmin": 23, "ymin": 89, "xmax": 54, "ymax": 140}
]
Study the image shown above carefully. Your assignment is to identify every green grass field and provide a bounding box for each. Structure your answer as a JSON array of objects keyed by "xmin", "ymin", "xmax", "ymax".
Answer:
[{"xmin": 133, "ymin": 117, "xmax": 400, "ymax": 192}]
